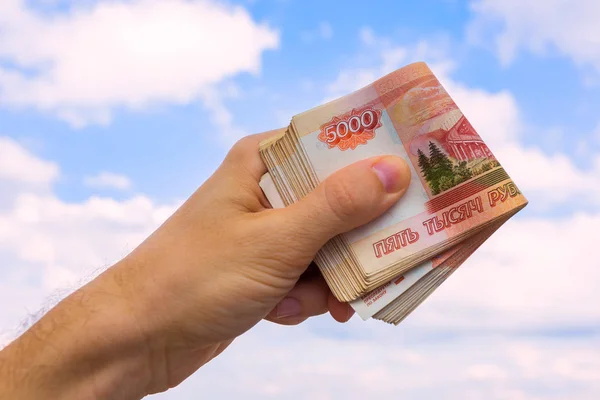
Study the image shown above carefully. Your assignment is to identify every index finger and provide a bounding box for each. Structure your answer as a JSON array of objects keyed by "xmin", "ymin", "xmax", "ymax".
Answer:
[{"xmin": 223, "ymin": 128, "xmax": 286, "ymax": 182}]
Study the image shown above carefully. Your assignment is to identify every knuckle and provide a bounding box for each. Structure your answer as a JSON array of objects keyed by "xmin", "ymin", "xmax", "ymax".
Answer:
[
  {"xmin": 227, "ymin": 135, "xmax": 257, "ymax": 160},
  {"xmin": 235, "ymin": 134, "xmax": 256, "ymax": 149}
]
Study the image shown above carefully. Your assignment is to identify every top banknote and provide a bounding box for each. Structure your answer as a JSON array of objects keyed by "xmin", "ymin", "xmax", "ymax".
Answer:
[{"xmin": 259, "ymin": 62, "xmax": 527, "ymax": 301}]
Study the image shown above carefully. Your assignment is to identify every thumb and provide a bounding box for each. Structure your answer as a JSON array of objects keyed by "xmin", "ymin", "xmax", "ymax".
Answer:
[{"xmin": 277, "ymin": 155, "xmax": 411, "ymax": 253}]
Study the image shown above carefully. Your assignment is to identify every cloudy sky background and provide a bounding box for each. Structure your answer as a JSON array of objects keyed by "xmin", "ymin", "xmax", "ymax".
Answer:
[{"xmin": 1, "ymin": 0, "xmax": 600, "ymax": 398}]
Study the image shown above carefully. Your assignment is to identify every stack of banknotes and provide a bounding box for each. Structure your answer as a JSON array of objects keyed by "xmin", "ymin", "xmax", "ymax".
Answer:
[{"xmin": 259, "ymin": 62, "xmax": 528, "ymax": 325}]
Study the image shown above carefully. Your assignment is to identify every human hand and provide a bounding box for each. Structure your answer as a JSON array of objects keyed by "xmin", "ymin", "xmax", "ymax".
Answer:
[
  {"xmin": 0, "ymin": 131, "xmax": 410, "ymax": 399},
  {"xmin": 116, "ymin": 130, "xmax": 411, "ymax": 393}
]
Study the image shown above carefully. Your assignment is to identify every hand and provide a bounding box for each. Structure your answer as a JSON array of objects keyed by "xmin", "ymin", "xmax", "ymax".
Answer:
[{"xmin": 0, "ymin": 131, "xmax": 410, "ymax": 399}]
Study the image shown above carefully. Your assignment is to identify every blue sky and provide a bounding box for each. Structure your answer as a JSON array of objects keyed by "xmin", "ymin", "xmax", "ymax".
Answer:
[
  {"xmin": 0, "ymin": 1, "xmax": 598, "ymax": 201},
  {"xmin": 2, "ymin": 0, "xmax": 600, "ymax": 398},
  {"xmin": 3, "ymin": 0, "xmax": 599, "ymax": 204}
]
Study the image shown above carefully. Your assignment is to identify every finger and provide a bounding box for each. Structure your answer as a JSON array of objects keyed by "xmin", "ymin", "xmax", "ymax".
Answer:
[
  {"xmin": 223, "ymin": 128, "xmax": 286, "ymax": 181},
  {"xmin": 328, "ymin": 292, "xmax": 354, "ymax": 323},
  {"xmin": 265, "ymin": 274, "xmax": 331, "ymax": 326},
  {"xmin": 273, "ymin": 155, "xmax": 411, "ymax": 253}
]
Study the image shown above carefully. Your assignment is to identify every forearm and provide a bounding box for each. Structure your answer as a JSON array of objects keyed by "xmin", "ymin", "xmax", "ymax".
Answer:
[{"xmin": 0, "ymin": 269, "xmax": 153, "ymax": 400}]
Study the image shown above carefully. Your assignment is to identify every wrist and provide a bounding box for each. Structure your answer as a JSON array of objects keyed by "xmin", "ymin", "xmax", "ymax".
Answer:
[
  {"xmin": 106, "ymin": 238, "xmax": 231, "ymax": 392},
  {"xmin": 0, "ymin": 271, "xmax": 154, "ymax": 400}
]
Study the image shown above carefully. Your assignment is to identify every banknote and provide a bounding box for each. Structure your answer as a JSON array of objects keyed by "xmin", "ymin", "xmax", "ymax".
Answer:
[
  {"xmin": 260, "ymin": 173, "xmax": 511, "ymax": 322},
  {"xmin": 259, "ymin": 61, "xmax": 527, "ymax": 302}
]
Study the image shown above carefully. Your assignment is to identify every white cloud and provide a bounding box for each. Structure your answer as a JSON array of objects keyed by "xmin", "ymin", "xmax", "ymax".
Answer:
[
  {"xmin": 0, "ymin": 0, "xmax": 279, "ymax": 126},
  {"xmin": 0, "ymin": 193, "xmax": 173, "ymax": 277},
  {"xmin": 326, "ymin": 29, "xmax": 454, "ymax": 101},
  {"xmin": 468, "ymin": 0, "xmax": 600, "ymax": 70},
  {"xmin": 0, "ymin": 136, "xmax": 58, "ymax": 186},
  {"xmin": 152, "ymin": 321, "xmax": 600, "ymax": 400},
  {"xmin": 84, "ymin": 171, "xmax": 131, "ymax": 190},
  {"xmin": 0, "ymin": 136, "xmax": 59, "ymax": 210}
]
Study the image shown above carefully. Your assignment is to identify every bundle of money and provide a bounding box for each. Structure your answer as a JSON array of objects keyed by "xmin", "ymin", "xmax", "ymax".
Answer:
[{"xmin": 259, "ymin": 62, "xmax": 527, "ymax": 324}]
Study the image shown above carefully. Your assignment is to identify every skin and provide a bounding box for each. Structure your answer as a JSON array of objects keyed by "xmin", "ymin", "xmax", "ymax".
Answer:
[{"xmin": 0, "ymin": 131, "xmax": 411, "ymax": 399}]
